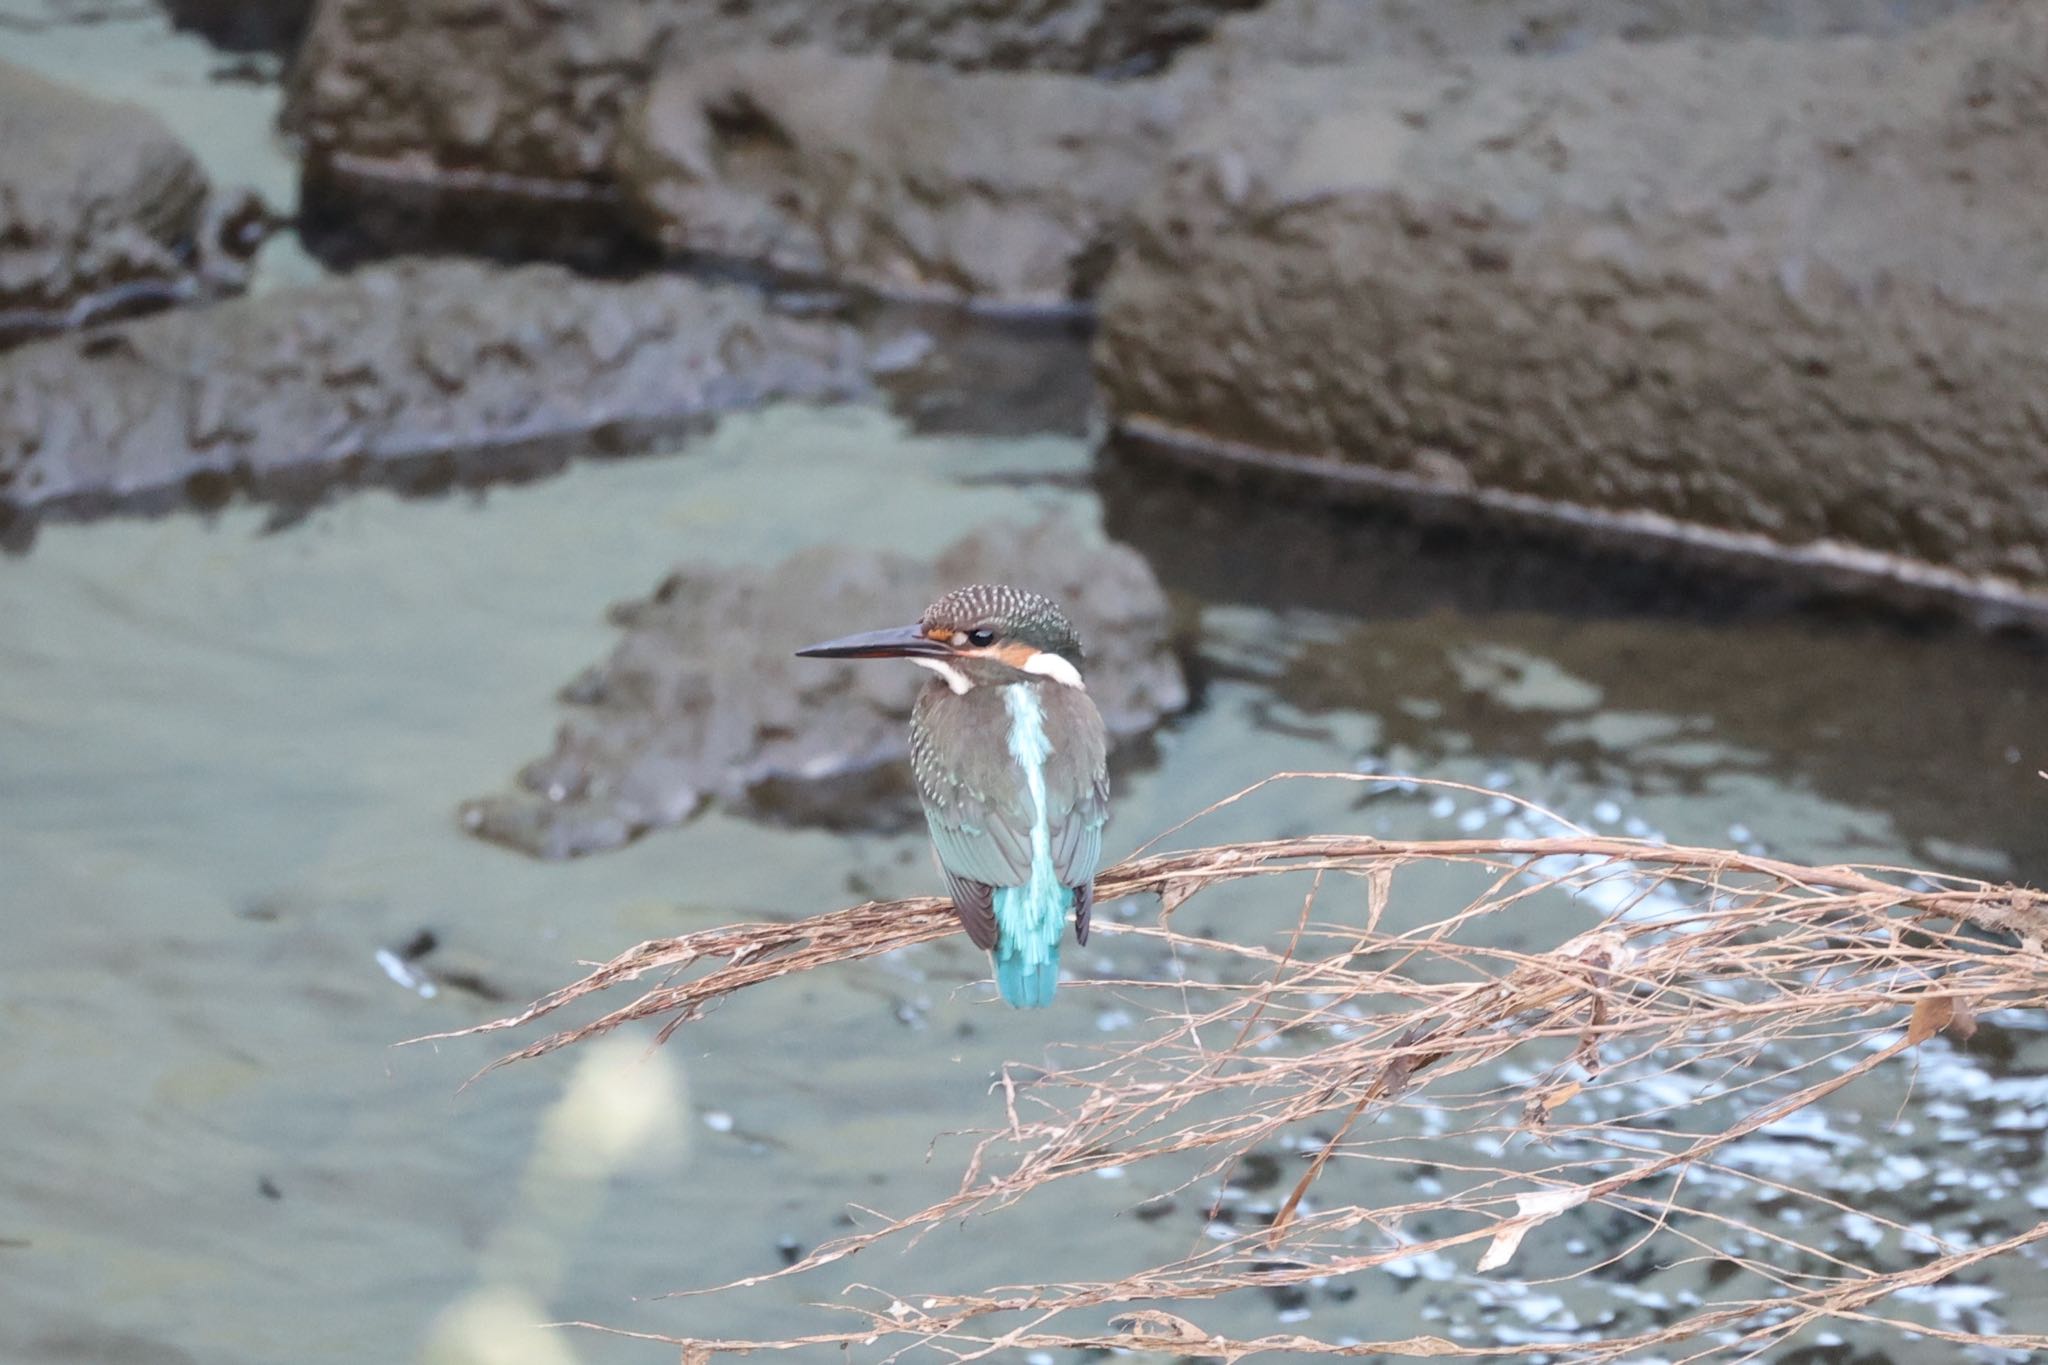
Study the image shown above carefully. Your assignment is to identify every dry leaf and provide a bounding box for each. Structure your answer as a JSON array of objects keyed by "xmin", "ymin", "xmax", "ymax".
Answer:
[
  {"xmin": 1477, "ymin": 1184, "xmax": 1590, "ymax": 1272},
  {"xmin": 1559, "ymin": 929, "xmax": 1633, "ymax": 976},
  {"xmin": 1523, "ymin": 1079, "xmax": 1582, "ymax": 1136},
  {"xmin": 1110, "ymin": 1310, "xmax": 1214, "ymax": 1345},
  {"xmin": 1906, "ymin": 995, "xmax": 1955, "ymax": 1045},
  {"xmin": 1575, "ymin": 992, "xmax": 1610, "ymax": 1073},
  {"xmin": 1365, "ymin": 864, "xmax": 1393, "ymax": 935}
]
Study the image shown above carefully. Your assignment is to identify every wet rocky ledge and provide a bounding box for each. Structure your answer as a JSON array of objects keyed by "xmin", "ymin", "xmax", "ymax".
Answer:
[
  {"xmin": 610, "ymin": 0, "xmax": 1887, "ymax": 308},
  {"xmin": 0, "ymin": 58, "xmax": 267, "ymax": 349},
  {"xmin": 0, "ymin": 257, "xmax": 871, "ymax": 522},
  {"xmin": 265, "ymin": 0, "xmax": 2048, "ymax": 620},
  {"xmin": 285, "ymin": 0, "xmax": 1255, "ymax": 193},
  {"xmin": 1095, "ymin": 1, "xmax": 2048, "ymax": 610},
  {"xmin": 460, "ymin": 517, "xmax": 1188, "ymax": 859},
  {"xmin": 611, "ymin": 47, "xmax": 1190, "ymax": 309},
  {"xmin": 284, "ymin": 0, "xmax": 1984, "ymax": 305}
]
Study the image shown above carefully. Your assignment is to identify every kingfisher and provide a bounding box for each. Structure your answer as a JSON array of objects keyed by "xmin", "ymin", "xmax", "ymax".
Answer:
[{"xmin": 796, "ymin": 585, "xmax": 1109, "ymax": 1008}]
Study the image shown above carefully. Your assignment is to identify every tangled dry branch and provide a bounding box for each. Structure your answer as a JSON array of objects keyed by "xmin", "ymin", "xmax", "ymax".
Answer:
[{"xmin": 429, "ymin": 775, "xmax": 2048, "ymax": 1362}]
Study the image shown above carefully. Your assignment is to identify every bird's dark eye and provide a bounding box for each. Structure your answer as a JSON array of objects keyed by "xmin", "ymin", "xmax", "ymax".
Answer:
[{"xmin": 967, "ymin": 627, "xmax": 996, "ymax": 647}]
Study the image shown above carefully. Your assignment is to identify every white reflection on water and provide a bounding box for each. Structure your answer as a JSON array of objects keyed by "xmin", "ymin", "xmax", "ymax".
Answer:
[{"xmin": 425, "ymin": 1037, "xmax": 686, "ymax": 1365}]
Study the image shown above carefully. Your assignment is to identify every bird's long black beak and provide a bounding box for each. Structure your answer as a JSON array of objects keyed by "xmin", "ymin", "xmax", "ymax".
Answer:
[{"xmin": 794, "ymin": 623, "xmax": 948, "ymax": 659}]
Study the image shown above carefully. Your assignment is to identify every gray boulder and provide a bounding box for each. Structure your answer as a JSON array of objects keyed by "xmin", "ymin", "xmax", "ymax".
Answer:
[
  {"xmin": 614, "ymin": 48, "xmax": 1188, "ymax": 307},
  {"xmin": 0, "ymin": 62, "xmax": 264, "ymax": 348},
  {"xmin": 0, "ymin": 258, "xmax": 868, "ymax": 514},
  {"xmin": 1098, "ymin": 2, "xmax": 2048, "ymax": 601},
  {"xmin": 460, "ymin": 517, "xmax": 1188, "ymax": 858}
]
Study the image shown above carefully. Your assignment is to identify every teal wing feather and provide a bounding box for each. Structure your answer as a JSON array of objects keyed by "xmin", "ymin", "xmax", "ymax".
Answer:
[
  {"xmin": 913, "ymin": 687, "xmax": 1030, "ymax": 951},
  {"xmin": 928, "ymin": 825, "xmax": 1013, "ymax": 949},
  {"xmin": 1042, "ymin": 685, "xmax": 1110, "ymax": 944},
  {"xmin": 924, "ymin": 791, "xmax": 1031, "ymax": 887}
]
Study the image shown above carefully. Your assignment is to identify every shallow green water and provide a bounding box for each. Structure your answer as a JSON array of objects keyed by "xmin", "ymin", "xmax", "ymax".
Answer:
[{"xmin": 3, "ymin": 399, "xmax": 2046, "ymax": 1363}]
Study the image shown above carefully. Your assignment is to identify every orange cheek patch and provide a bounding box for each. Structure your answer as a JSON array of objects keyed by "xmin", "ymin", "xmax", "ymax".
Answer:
[{"xmin": 994, "ymin": 642, "xmax": 1039, "ymax": 670}]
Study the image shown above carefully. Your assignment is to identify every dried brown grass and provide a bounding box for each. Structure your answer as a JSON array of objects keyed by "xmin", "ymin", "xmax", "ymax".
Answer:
[{"xmin": 427, "ymin": 774, "xmax": 2048, "ymax": 1361}]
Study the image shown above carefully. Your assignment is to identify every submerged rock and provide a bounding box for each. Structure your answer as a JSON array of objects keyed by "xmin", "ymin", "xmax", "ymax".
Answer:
[
  {"xmin": 1098, "ymin": 3, "xmax": 2048, "ymax": 604},
  {"xmin": 286, "ymin": 0, "xmax": 1249, "ymax": 200},
  {"xmin": 0, "ymin": 258, "xmax": 868, "ymax": 515},
  {"xmin": 460, "ymin": 518, "xmax": 1187, "ymax": 859},
  {"xmin": 615, "ymin": 48, "xmax": 1187, "ymax": 307},
  {"xmin": 0, "ymin": 62, "xmax": 266, "ymax": 348}
]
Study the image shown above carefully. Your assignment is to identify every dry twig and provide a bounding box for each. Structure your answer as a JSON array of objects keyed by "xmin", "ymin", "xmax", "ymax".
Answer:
[{"xmin": 431, "ymin": 774, "xmax": 2048, "ymax": 1361}]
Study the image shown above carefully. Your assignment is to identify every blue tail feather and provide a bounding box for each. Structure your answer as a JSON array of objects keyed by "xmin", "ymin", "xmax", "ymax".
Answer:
[
  {"xmin": 990, "ymin": 683, "xmax": 1076, "ymax": 1009},
  {"xmin": 995, "ymin": 944, "xmax": 1061, "ymax": 1008},
  {"xmin": 993, "ymin": 881, "xmax": 1070, "ymax": 1008}
]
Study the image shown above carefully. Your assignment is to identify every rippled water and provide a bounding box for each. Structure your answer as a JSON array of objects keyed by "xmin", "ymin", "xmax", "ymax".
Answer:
[{"xmin": 5, "ymin": 6, "xmax": 2048, "ymax": 1361}]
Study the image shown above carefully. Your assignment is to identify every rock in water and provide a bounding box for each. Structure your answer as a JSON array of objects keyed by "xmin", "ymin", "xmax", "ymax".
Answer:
[
  {"xmin": 286, "ymin": 0, "xmax": 1253, "ymax": 198},
  {"xmin": 0, "ymin": 62, "xmax": 265, "ymax": 348},
  {"xmin": 0, "ymin": 258, "xmax": 869, "ymax": 516},
  {"xmin": 460, "ymin": 518, "xmax": 1188, "ymax": 859}
]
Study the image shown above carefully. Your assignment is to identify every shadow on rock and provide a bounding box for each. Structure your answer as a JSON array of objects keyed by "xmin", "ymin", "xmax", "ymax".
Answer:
[
  {"xmin": 459, "ymin": 516, "xmax": 1188, "ymax": 859},
  {"xmin": 867, "ymin": 304, "xmax": 1097, "ymax": 439},
  {"xmin": 161, "ymin": 0, "xmax": 316, "ymax": 54},
  {"xmin": 1097, "ymin": 436, "xmax": 1933, "ymax": 628}
]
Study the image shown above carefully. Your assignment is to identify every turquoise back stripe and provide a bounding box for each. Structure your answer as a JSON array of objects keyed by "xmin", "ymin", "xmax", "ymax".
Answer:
[{"xmin": 995, "ymin": 685, "xmax": 1069, "ymax": 1007}]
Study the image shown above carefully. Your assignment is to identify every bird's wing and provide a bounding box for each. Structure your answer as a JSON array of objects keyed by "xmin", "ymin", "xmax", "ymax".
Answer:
[
  {"xmin": 914, "ymin": 688, "xmax": 1033, "ymax": 948},
  {"xmin": 925, "ymin": 797, "xmax": 1027, "ymax": 950},
  {"xmin": 1043, "ymin": 686, "xmax": 1111, "ymax": 944},
  {"xmin": 921, "ymin": 781, "xmax": 1034, "ymax": 886},
  {"xmin": 1070, "ymin": 880, "xmax": 1097, "ymax": 947},
  {"xmin": 941, "ymin": 869, "xmax": 998, "ymax": 950}
]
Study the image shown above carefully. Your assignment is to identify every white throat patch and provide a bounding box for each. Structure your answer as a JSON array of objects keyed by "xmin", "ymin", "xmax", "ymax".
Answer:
[
  {"xmin": 1021, "ymin": 649, "xmax": 1085, "ymax": 689},
  {"xmin": 913, "ymin": 657, "xmax": 973, "ymax": 695}
]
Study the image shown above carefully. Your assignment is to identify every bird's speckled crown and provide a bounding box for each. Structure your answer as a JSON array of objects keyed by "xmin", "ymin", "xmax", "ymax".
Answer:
[{"xmin": 921, "ymin": 585, "xmax": 1082, "ymax": 662}]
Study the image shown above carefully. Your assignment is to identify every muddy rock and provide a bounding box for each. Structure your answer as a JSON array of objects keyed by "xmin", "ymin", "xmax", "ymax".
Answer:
[
  {"xmin": 0, "ymin": 62, "xmax": 265, "ymax": 348},
  {"xmin": 0, "ymin": 258, "xmax": 868, "ymax": 515},
  {"xmin": 286, "ymin": 0, "xmax": 1249, "ymax": 196},
  {"xmin": 460, "ymin": 517, "xmax": 1188, "ymax": 859},
  {"xmin": 615, "ymin": 48, "xmax": 1188, "ymax": 307},
  {"xmin": 1098, "ymin": 3, "xmax": 2048, "ymax": 603}
]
